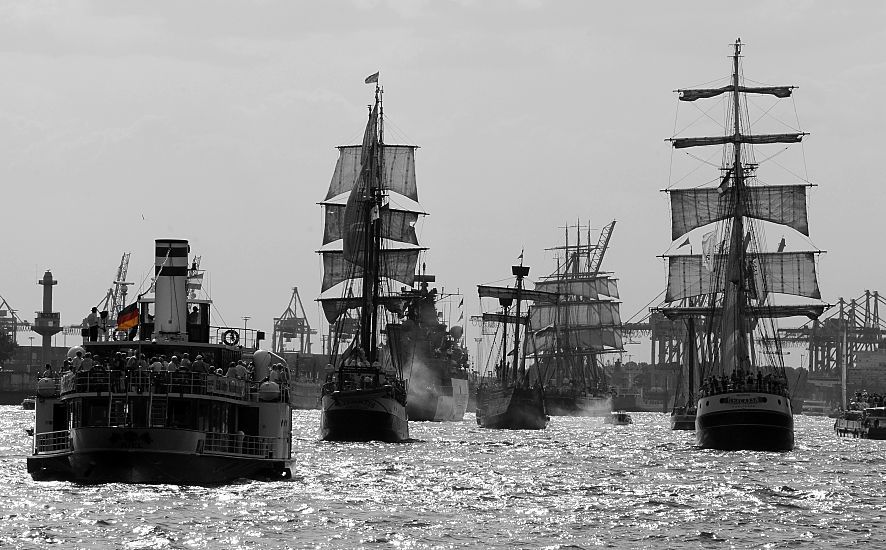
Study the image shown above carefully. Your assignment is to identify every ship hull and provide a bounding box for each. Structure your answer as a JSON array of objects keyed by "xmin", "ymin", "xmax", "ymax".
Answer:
[
  {"xmin": 320, "ymin": 387, "xmax": 408, "ymax": 442},
  {"xmin": 695, "ymin": 392, "xmax": 794, "ymax": 451},
  {"xmin": 290, "ymin": 381, "xmax": 321, "ymax": 410},
  {"xmin": 476, "ymin": 386, "xmax": 547, "ymax": 430},
  {"xmin": 670, "ymin": 412, "xmax": 696, "ymax": 430},
  {"xmin": 28, "ymin": 427, "xmax": 292, "ymax": 484},
  {"xmin": 406, "ymin": 377, "xmax": 469, "ymax": 422}
]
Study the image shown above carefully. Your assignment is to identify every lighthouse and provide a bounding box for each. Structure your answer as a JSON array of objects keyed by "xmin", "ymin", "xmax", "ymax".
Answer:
[{"xmin": 32, "ymin": 270, "xmax": 62, "ymax": 368}]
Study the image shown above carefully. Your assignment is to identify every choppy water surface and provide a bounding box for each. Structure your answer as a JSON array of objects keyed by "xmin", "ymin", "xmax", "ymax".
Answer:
[{"xmin": 2, "ymin": 407, "xmax": 885, "ymax": 549}]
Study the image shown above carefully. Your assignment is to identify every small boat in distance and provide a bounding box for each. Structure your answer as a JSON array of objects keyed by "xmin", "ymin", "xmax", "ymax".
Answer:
[
  {"xmin": 317, "ymin": 74, "xmax": 411, "ymax": 442},
  {"xmin": 475, "ymin": 262, "xmax": 557, "ymax": 430},
  {"xmin": 604, "ymin": 410, "xmax": 633, "ymax": 426},
  {"xmin": 27, "ymin": 238, "xmax": 294, "ymax": 484}
]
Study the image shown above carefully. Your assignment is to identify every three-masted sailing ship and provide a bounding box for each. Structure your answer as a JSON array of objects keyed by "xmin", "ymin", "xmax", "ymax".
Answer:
[
  {"xmin": 317, "ymin": 74, "xmax": 417, "ymax": 442},
  {"xmin": 529, "ymin": 221, "xmax": 624, "ymax": 416},
  {"xmin": 476, "ymin": 263, "xmax": 558, "ymax": 429},
  {"xmin": 657, "ymin": 39, "xmax": 825, "ymax": 451}
]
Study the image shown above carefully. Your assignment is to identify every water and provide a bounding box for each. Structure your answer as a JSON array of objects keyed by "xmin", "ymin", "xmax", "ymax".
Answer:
[{"xmin": 2, "ymin": 407, "xmax": 884, "ymax": 549}]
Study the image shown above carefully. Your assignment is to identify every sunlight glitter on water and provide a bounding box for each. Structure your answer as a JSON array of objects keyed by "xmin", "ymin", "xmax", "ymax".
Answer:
[{"xmin": 2, "ymin": 407, "xmax": 886, "ymax": 548}]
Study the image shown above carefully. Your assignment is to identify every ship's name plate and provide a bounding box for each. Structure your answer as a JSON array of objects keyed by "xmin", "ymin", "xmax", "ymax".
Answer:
[{"xmin": 721, "ymin": 396, "xmax": 767, "ymax": 406}]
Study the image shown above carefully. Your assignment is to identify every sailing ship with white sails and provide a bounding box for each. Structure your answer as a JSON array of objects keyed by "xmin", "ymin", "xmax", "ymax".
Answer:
[
  {"xmin": 476, "ymin": 263, "xmax": 557, "ymax": 430},
  {"xmin": 317, "ymin": 74, "xmax": 415, "ymax": 442},
  {"xmin": 529, "ymin": 221, "xmax": 623, "ymax": 416},
  {"xmin": 657, "ymin": 39, "xmax": 826, "ymax": 451}
]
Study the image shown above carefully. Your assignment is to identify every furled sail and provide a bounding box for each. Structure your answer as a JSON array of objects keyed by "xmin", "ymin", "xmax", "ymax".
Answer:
[
  {"xmin": 532, "ymin": 326, "xmax": 623, "ymax": 353},
  {"xmin": 323, "ymin": 203, "xmax": 420, "ymax": 246},
  {"xmin": 482, "ymin": 312, "xmax": 528, "ymax": 325},
  {"xmin": 530, "ymin": 302, "xmax": 622, "ymax": 330},
  {"xmin": 668, "ymin": 185, "xmax": 810, "ymax": 240},
  {"xmin": 678, "ymin": 85, "xmax": 794, "ymax": 102},
  {"xmin": 657, "ymin": 304, "xmax": 826, "ymax": 321},
  {"xmin": 320, "ymin": 295, "xmax": 407, "ymax": 324},
  {"xmin": 533, "ymin": 277, "xmax": 619, "ymax": 300},
  {"xmin": 477, "ymin": 285, "xmax": 559, "ymax": 304},
  {"xmin": 670, "ymin": 133, "xmax": 805, "ymax": 149},
  {"xmin": 321, "ymin": 248, "xmax": 422, "ymax": 292},
  {"xmin": 665, "ymin": 252, "xmax": 821, "ymax": 301},
  {"xmin": 325, "ymin": 145, "xmax": 419, "ymax": 202}
]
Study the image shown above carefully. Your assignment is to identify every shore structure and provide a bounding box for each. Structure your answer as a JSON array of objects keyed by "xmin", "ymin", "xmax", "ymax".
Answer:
[
  {"xmin": 656, "ymin": 39, "xmax": 826, "ymax": 451},
  {"xmin": 27, "ymin": 238, "xmax": 294, "ymax": 483}
]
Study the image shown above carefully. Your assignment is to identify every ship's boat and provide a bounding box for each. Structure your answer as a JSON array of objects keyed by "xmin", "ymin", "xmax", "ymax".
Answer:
[
  {"xmin": 27, "ymin": 239, "xmax": 294, "ymax": 483},
  {"xmin": 656, "ymin": 39, "xmax": 827, "ymax": 451},
  {"xmin": 528, "ymin": 221, "xmax": 623, "ymax": 417},
  {"xmin": 475, "ymin": 264, "xmax": 557, "ymax": 430},
  {"xmin": 316, "ymin": 74, "xmax": 413, "ymax": 442}
]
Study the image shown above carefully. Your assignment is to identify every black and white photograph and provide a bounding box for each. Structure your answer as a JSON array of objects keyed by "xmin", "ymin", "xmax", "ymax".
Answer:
[{"xmin": 1, "ymin": 1, "xmax": 885, "ymax": 548}]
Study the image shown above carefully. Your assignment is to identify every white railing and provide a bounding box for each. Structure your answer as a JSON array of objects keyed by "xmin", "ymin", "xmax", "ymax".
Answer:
[
  {"xmin": 33, "ymin": 430, "xmax": 72, "ymax": 454},
  {"xmin": 60, "ymin": 371, "xmax": 269, "ymax": 402},
  {"xmin": 203, "ymin": 433, "xmax": 281, "ymax": 458}
]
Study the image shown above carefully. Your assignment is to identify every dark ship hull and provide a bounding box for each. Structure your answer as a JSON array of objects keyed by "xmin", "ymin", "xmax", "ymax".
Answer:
[
  {"xmin": 28, "ymin": 427, "xmax": 292, "ymax": 484},
  {"xmin": 695, "ymin": 393, "xmax": 794, "ymax": 451},
  {"xmin": 320, "ymin": 387, "xmax": 408, "ymax": 442},
  {"xmin": 670, "ymin": 408, "xmax": 696, "ymax": 430},
  {"xmin": 476, "ymin": 386, "xmax": 547, "ymax": 430}
]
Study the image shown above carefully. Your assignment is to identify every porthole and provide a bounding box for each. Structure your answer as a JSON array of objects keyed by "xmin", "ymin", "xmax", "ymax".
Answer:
[{"xmin": 778, "ymin": 399, "xmax": 781, "ymax": 405}]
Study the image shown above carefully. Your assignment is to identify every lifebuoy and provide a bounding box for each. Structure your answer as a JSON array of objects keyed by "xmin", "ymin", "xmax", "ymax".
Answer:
[{"xmin": 222, "ymin": 329, "xmax": 240, "ymax": 346}]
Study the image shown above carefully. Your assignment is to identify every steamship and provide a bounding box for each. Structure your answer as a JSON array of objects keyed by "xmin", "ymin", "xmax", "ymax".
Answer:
[{"xmin": 27, "ymin": 239, "xmax": 294, "ymax": 484}]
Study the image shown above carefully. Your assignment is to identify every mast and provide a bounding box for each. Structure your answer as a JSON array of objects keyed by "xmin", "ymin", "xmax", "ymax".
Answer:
[
  {"xmin": 511, "ymin": 263, "xmax": 529, "ymax": 384},
  {"xmin": 721, "ymin": 38, "xmax": 747, "ymax": 375},
  {"xmin": 360, "ymin": 83, "xmax": 382, "ymax": 363}
]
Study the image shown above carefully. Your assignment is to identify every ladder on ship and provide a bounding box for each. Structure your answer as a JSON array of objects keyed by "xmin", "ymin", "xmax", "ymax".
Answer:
[{"xmin": 149, "ymin": 395, "xmax": 168, "ymax": 427}]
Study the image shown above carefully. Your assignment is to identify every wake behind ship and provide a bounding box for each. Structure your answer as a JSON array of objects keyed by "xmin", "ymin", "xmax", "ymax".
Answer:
[
  {"xmin": 656, "ymin": 39, "xmax": 826, "ymax": 451},
  {"xmin": 27, "ymin": 239, "xmax": 294, "ymax": 483}
]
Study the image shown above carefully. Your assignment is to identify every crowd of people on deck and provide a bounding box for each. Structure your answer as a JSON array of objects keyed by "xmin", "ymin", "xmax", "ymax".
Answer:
[
  {"xmin": 40, "ymin": 350, "xmax": 292, "ymax": 393},
  {"xmin": 700, "ymin": 369, "xmax": 788, "ymax": 396},
  {"xmin": 846, "ymin": 390, "xmax": 886, "ymax": 410}
]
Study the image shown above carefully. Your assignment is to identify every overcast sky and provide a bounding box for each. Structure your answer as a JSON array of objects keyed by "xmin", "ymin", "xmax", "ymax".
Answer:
[{"xmin": 1, "ymin": 1, "xmax": 884, "ymax": 363}]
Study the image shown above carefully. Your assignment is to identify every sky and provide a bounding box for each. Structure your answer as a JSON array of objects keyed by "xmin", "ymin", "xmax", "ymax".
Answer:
[{"xmin": 1, "ymin": 1, "xmax": 884, "ymax": 365}]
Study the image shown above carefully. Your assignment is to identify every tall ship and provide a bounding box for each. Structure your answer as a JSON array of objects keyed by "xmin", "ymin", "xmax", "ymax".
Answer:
[
  {"xmin": 657, "ymin": 39, "xmax": 825, "ymax": 451},
  {"xmin": 396, "ymin": 272, "xmax": 470, "ymax": 422},
  {"xmin": 28, "ymin": 239, "xmax": 294, "ymax": 483},
  {"xmin": 316, "ymin": 73, "xmax": 411, "ymax": 442},
  {"xmin": 529, "ymin": 221, "xmax": 623, "ymax": 416},
  {"xmin": 476, "ymin": 262, "xmax": 558, "ymax": 429}
]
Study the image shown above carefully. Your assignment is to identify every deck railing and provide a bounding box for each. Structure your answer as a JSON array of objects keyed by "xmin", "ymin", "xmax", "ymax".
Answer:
[
  {"xmin": 33, "ymin": 430, "xmax": 72, "ymax": 454},
  {"xmin": 59, "ymin": 371, "xmax": 286, "ymax": 403},
  {"xmin": 203, "ymin": 432, "xmax": 283, "ymax": 459}
]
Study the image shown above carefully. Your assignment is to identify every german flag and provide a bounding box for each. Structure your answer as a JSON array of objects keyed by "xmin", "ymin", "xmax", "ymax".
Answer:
[{"xmin": 116, "ymin": 302, "xmax": 139, "ymax": 331}]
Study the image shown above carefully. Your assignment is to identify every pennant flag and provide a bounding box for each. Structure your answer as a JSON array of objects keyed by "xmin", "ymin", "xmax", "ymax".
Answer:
[
  {"xmin": 365, "ymin": 72, "xmax": 379, "ymax": 84},
  {"xmin": 458, "ymin": 298, "xmax": 464, "ymax": 308},
  {"xmin": 458, "ymin": 312, "xmax": 464, "ymax": 322},
  {"xmin": 777, "ymin": 237, "xmax": 786, "ymax": 252},
  {"xmin": 187, "ymin": 271, "xmax": 204, "ymax": 291},
  {"xmin": 676, "ymin": 237, "xmax": 690, "ymax": 249},
  {"xmin": 517, "ymin": 249, "xmax": 524, "ymax": 260},
  {"xmin": 718, "ymin": 167, "xmax": 733, "ymax": 193},
  {"xmin": 116, "ymin": 302, "xmax": 139, "ymax": 331}
]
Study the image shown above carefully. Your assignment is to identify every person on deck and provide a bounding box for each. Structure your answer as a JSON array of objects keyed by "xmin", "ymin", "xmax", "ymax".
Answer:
[
  {"xmin": 72, "ymin": 351, "xmax": 83, "ymax": 372},
  {"xmin": 86, "ymin": 307, "xmax": 100, "ymax": 342}
]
